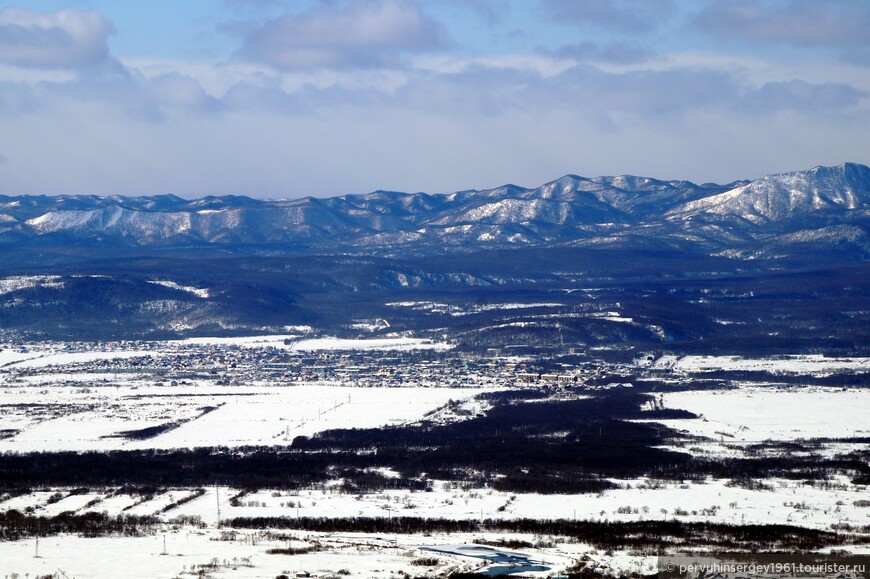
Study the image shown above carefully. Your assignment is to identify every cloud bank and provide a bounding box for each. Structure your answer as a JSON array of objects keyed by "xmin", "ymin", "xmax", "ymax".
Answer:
[
  {"xmin": 695, "ymin": 0, "xmax": 870, "ymax": 48},
  {"xmin": 238, "ymin": 1, "xmax": 446, "ymax": 69},
  {"xmin": 0, "ymin": 1, "xmax": 866, "ymax": 198},
  {"xmin": 0, "ymin": 8, "xmax": 114, "ymax": 69}
]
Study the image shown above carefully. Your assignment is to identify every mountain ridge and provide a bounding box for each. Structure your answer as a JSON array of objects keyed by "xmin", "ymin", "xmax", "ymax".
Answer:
[
  {"xmin": 1, "ymin": 163, "xmax": 869, "ymax": 344},
  {"xmin": 1, "ymin": 162, "xmax": 869, "ymax": 259}
]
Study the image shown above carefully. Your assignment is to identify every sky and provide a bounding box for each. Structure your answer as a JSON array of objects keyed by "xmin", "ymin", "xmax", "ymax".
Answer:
[{"xmin": 0, "ymin": 0, "xmax": 868, "ymax": 199}]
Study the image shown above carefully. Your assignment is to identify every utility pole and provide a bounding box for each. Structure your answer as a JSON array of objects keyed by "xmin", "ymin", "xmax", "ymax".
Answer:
[
  {"xmin": 34, "ymin": 537, "xmax": 40, "ymax": 558},
  {"xmin": 215, "ymin": 483, "xmax": 221, "ymax": 525}
]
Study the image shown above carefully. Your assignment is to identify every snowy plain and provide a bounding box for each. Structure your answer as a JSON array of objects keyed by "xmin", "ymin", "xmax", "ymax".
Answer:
[
  {"xmin": 1, "ymin": 340, "xmax": 869, "ymax": 578},
  {"xmin": 0, "ymin": 383, "xmax": 485, "ymax": 453}
]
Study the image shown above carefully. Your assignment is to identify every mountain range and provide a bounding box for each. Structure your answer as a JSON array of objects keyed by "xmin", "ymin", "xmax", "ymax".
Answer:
[
  {"xmin": 2, "ymin": 162, "xmax": 869, "ymax": 259},
  {"xmin": 1, "ymin": 162, "xmax": 869, "ymax": 347}
]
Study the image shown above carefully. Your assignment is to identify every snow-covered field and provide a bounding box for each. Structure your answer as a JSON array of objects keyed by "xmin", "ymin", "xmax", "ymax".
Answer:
[
  {"xmin": 2, "ymin": 472, "xmax": 868, "ymax": 578},
  {"xmin": 655, "ymin": 388, "xmax": 870, "ymax": 451},
  {"xmin": 0, "ymin": 527, "xmax": 597, "ymax": 579},
  {"xmin": 1, "ymin": 334, "xmax": 450, "ymax": 361},
  {"xmin": 170, "ymin": 333, "xmax": 451, "ymax": 351},
  {"xmin": 176, "ymin": 334, "xmax": 451, "ymax": 351},
  {"xmin": 285, "ymin": 337, "xmax": 453, "ymax": 351},
  {"xmin": 153, "ymin": 477, "xmax": 870, "ymax": 530},
  {"xmin": 0, "ymin": 383, "xmax": 483, "ymax": 452},
  {"xmin": 655, "ymin": 354, "xmax": 870, "ymax": 374},
  {"xmin": 4, "ymin": 349, "xmax": 155, "ymax": 370},
  {"xmin": 171, "ymin": 333, "xmax": 311, "ymax": 347}
]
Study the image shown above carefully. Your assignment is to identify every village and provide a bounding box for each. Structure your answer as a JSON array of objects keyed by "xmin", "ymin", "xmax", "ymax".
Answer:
[{"xmin": 0, "ymin": 335, "xmax": 623, "ymax": 391}]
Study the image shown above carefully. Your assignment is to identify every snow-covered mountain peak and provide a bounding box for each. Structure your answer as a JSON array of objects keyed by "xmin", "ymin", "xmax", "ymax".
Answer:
[
  {"xmin": 3, "ymin": 162, "xmax": 869, "ymax": 255},
  {"xmin": 532, "ymin": 175, "xmax": 589, "ymax": 199},
  {"xmin": 668, "ymin": 163, "xmax": 870, "ymax": 223}
]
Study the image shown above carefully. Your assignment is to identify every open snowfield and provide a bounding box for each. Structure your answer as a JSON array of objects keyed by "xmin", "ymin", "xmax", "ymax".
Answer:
[
  {"xmin": 171, "ymin": 333, "xmax": 311, "ymax": 347},
  {"xmin": 0, "ymin": 346, "xmax": 159, "ymax": 374},
  {"xmin": 285, "ymin": 337, "xmax": 453, "ymax": 351},
  {"xmin": 1, "ymin": 334, "xmax": 451, "ymax": 363},
  {"xmin": 657, "ymin": 387, "xmax": 870, "ymax": 446},
  {"xmin": 655, "ymin": 354, "xmax": 870, "ymax": 374},
  {"xmin": 0, "ymin": 527, "xmax": 597, "ymax": 579},
  {"xmin": 175, "ymin": 334, "xmax": 453, "ymax": 351},
  {"xmin": 2, "ymin": 474, "xmax": 869, "ymax": 578},
  {"xmin": 4, "ymin": 350, "xmax": 155, "ymax": 370},
  {"xmin": 172, "ymin": 476, "xmax": 870, "ymax": 530},
  {"xmin": 4, "ymin": 472, "xmax": 866, "ymax": 532},
  {"xmin": 0, "ymin": 383, "xmax": 485, "ymax": 452},
  {"xmin": 0, "ymin": 349, "xmax": 46, "ymax": 367}
]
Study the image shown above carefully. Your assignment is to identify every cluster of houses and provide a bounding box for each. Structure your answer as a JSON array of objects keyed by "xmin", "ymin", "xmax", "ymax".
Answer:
[{"xmin": 0, "ymin": 338, "xmax": 647, "ymax": 390}]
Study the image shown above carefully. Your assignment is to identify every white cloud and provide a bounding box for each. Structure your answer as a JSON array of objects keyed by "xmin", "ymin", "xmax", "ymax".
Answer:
[
  {"xmin": 0, "ymin": 8, "xmax": 114, "ymax": 69},
  {"xmin": 740, "ymin": 80, "xmax": 866, "ymax": 115},
  {"xmin": 147, "ymin": 72, "xmax": 222, "ymax": 112},
  {"xmin": 548, "ymin": 41, "xmax": 660, "ymax": 65},
  {"xmin": 695, "ymin": 0, "xmax": 870, "ymax": 48},
  {"xmin": 414, "ymin": 54, "xmax": 574, "ymax": 77},
  {"xmin": 2, "ymin": 91, "xmax": 866, "ymax": 200},
  {"xmin": 0, "ymin": 2, "xmax": 866, "ymax": 199},
  {"xmin": 542, "ymin": 0, "xmax": 676, "ymax": 33},
  {"xmin": 238, "ymin": 0, "xmax": 447, "ymax": 70}
]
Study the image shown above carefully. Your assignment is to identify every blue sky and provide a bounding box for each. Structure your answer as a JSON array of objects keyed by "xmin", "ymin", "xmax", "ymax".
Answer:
[{"xmin": 0, "ymin": 0, "xmax": 868, "ymax": 198}]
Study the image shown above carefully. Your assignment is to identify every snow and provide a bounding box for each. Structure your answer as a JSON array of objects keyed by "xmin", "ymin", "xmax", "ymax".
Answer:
[
  {"xmin": 2, "ymin": 336, "xmax": 870, "ymax": 577},
  {"xmin": 39, "ymin": 492, "xmax": 107, "ymax": 518},
  {"xmin": 148, "ymin": 280, "xmax": 210, "ymax": 298},
  {"xmin": 0, "ymin": 529, "xmax": 579, "ymax": 579},
  {"xmin": 3, "ymin": 416, "xmax": 860, "ymax": 532},
  {"xmin": 4, "ymin": 349, "xmax": 154, "ymax": 369},
  {"xmin": 348, "ymin": 319, "xmax": 390, "ymax": 332},
  {"xmin": 1, "ymin": 472, "xmax": 868, "ymax": 578},
  {"xmin": 0, "ymin": 349, "xmax": 42, "ymax": 367},
  {"xmin": 0, "ymin": 275, "xmax": 64, "ymax": 295},
  {"xmin": 667, "ymin": 164, "xmax": 870, "ymax": 223},
  {"xmin": 658, "ymin": 354, "xmax": 870, "ymax": 374},
  {"xmin": 154, "ymin": 474, "xmax": 870, "ymax": 531},
  {"xmin": 0, "ymin": 532, "xmax": 263, "ymax": 579},
  {"xmin": 0, "ymin": 384, "xmax": 484, "ymax": 452},
  {"xmin": 657, "ymin": 387, "xmax": 870, "ymax": 443},
  {"xmin": 599, "ymin": 315, "xmax": 634, "ymax": 323},
  {"xmin": 386, "ymin": 301, "xmax": 564, "ymax": 316},
  {"xmin": 168, "ymin": 334, "xmax": 446, "ymax": 351},
  {"xmin": 461, "ymin": 303, "xmax": 564, "ymax": 314},
  {"xmin": 171, "ymin": 333, "xmax": 311, "ymax": 347},
  {"xmin": 284, "ymin": 337, "xmax": 452, "ymax": 351},
  {"xmin": 421, "ymin": 543, "xmax": 554, "ymax": 575}
]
